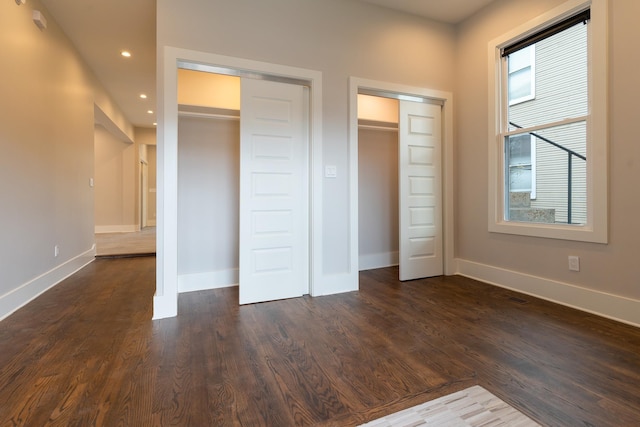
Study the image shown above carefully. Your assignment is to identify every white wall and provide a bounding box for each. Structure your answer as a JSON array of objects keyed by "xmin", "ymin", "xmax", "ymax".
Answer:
[
  {"xmin": 455, "ymin": 0, "xmax": 640, "ymax": 325},
  {"xmin": 157, "ymin": 0, "xmax": 456, "ymax": 289},
  {"xmin": 0, "ymin": 0, "xmax": 133, "ymax": 320}
]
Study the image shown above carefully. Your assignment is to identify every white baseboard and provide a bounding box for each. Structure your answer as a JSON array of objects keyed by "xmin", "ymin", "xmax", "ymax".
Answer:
[
  {"xmin": 359, "ymin": 251, "xmax": 399, "ymax": 271},
  {"xmin": 95, "ymin": 225, "xmax": 138, "ymax": 234},
  {"xmin": 456, "ymin": 258, "xmax": 640, "ymax": 328},
  {"xmin": 178, "ymin": 269, "xmax": 238, "ymax": 293},
  {"xmin": 0, "ymin": 247, "xmax": 96, "ymax": 321},
  {"xmin": 153, "ymin": 294, "xmax": 177, "ymax": 319}
]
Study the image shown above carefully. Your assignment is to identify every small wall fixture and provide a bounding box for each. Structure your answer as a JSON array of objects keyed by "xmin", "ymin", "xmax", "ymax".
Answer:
[
  {"xmin": 16, "ymin": 0, "xmax": 26, "ymax": 5},
  {"xmin": 33, "ymin": 10, "xmax": 47, "ymax": 30}
]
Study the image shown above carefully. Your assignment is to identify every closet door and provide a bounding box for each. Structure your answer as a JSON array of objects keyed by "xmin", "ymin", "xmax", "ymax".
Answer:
[
  {"xmin": 239, "ymin": 78, "xmax": 309, "ymax": 304},
  {"xmin": 398, "ymin": 101, "xmax": 443, "ymax": 280}
]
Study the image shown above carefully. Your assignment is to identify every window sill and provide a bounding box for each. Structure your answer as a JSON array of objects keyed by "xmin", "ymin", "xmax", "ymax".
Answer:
[{"xmin": 489, "ymin": 219, "xmax": 607, "ymax": 244}]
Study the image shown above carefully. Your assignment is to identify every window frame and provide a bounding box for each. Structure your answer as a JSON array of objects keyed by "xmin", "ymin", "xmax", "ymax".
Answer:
[{"xmin": 487, "ymin": 0, "xmax": 608, "ymax": 243}]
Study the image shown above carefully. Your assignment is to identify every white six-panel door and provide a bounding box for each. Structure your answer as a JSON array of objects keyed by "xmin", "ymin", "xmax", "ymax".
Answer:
[
  {"xmin": 399, "ymin": 101, "xmax": 443, "ymax": 281},
  {"xmin": 239, "ymin": 78, "xmax": 309, "ymax": 304}
]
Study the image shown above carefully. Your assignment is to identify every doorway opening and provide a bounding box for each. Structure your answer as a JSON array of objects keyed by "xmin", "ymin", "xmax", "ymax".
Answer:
[
  {"xmin": 349, "ymin": 77, "xmax": 455, "ymax": 283},
  {"xmin": 357, "ymin": 93, "xmax": 443, "ymax": 280},
  {"xmin": 174, "ymin": 65, "xmax": 312, "ymax": 306},
  {"xmin": 154, "ymin": 48, "xmax": 321, "ymax": 319},
  {"xmin": 357, "ymin": 95, "xmax": 400, "ymax": 271}
]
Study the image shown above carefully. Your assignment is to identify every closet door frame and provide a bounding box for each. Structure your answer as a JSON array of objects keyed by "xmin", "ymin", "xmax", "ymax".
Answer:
[
  {"xmin": 348, "ymin": 77, "xmax": 455, "ymax": 280},
  {"xmin": 154, "ymin": 47, "xmax": 323, "ymax": 320}
]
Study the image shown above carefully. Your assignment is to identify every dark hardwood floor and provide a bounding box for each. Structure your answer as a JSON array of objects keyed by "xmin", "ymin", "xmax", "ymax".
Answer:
[{"xmin": 1, "ymin": 257, "xmax": 639, "ymax": 426}]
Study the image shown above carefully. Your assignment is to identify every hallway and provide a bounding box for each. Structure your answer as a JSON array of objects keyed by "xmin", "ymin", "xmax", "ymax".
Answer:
[{"xmin": 95, "ymin": 227, "xmax": 156, "ymax": 257}]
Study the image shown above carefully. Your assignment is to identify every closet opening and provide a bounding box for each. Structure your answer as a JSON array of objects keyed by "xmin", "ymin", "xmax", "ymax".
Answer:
[
  {"xmin": 175, "ymin": 67, "xmax": 312, "ymax": 305},
  {"xmin": 357, "ymin": 94, "xmax": 400, "ymax": 271},
  {"xmin": 177, "ymin": 70, "xmax": 241, "ymax": 292},
  {"xmin": 356, "ymin": 90, "xmax": 445, "ymax": 280}
]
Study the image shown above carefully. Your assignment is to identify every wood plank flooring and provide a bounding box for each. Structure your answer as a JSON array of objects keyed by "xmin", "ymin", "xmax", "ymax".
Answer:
[{"xmin": 1, "ymin": 258, "xmax": 639, "ymax": 426}]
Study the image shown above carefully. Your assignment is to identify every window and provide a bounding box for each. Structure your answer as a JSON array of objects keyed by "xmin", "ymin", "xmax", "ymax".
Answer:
[{"xmin": 488, "ymin": 0, "xmax": 608, "ymax": 243}]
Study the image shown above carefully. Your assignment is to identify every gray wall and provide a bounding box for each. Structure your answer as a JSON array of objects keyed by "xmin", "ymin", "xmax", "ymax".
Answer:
[
  {"xmin": 157, "ymin": 0, "xmax": 456, "ymax": 279},
  {"xmin": 161, "ymin": 0, "xmax": 640, "ymax": 318},
  {"xmin": 0, "ymin": 0, "xmax": 133, "ymax": 319},
  {"xmin": 177, "ymin": 116, "xmax": 240, "ymax": 279},
  {"xmin": 455, "ymin": 0, "xmax": 640, "ymax": 301},
  {"xmin": 358, "ymin": 127, "xmax": 399, "ymax": 269}
]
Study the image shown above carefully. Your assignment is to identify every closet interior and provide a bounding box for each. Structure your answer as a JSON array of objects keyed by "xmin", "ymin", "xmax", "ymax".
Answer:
[
  {"xmin": 357, "ymin": 94, "xmax": 400, "ymax": 271},
  {"xmin": 177, "ymin": 70, "xmax": 241, "ymax": 291}
]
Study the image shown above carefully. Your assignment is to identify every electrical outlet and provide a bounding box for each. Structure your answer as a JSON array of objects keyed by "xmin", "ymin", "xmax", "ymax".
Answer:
[{"xmin": 568, "ymin": 255, "xmax": 580, "ymax": 271}]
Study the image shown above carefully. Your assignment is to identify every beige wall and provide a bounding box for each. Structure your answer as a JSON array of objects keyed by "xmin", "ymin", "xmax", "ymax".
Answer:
[
  {"xmin": 94, "ymin": 126, "xmax": 138, "ymax": 232},
  {"xmin": 158, "ymin": 0, "xmax": 456, "ymax": 276},
  {"xmin": 0, "ymin": 0, "xmax": 133, "ymax": 319},
  {"xmin": 358, "ymin": 95, "xmax": 399, "ymax": 124},
  {"xmin": 455, "ymin": 0, "xmax": 640, "ymax": 302},
  {"xmin": 135, "ymin": 127, "xmax": 157, "ymax": 146},
  {"xmin": 177, "ymin": 70, "xmax": 240, "ymax": 110}
]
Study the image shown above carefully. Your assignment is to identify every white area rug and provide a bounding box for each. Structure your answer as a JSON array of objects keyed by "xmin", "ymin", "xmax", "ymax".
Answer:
[{"xmin": 359, "ymin": 385, "xmax": 541, "ymax": 427}]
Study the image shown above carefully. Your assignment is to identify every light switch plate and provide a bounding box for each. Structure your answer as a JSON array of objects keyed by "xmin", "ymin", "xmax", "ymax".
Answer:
[{"xmin": 325, "ymin": 165, "xmax": 337, "ymax": 178}]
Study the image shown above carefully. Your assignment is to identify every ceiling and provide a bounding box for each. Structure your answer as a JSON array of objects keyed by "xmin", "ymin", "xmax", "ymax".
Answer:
[
  {"xmin": 40, "ymin": 0, "xmax": 157, "ymax": 128},
  {"xmin": 360, "ymin": 0, "xmax": 497, "ymax": 24},
  {"xmin": 38, "ymin": 0, "xmax": 495, "ymax": 130}
]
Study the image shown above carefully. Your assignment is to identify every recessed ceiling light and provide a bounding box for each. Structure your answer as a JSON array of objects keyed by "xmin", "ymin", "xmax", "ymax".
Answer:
[
  {"xmin": 120, "ymin": 50, "xmax": 132, "ymax": 58},
  {"xmin": 147, "ymin": 110, "xmax": 154, "ymax": 114},
  {"xmin": 139, "ymin": 94, "xmax": 147, "ymax": 99},
  {"xmin": 153, "ymin": 122, "xmax": 157, "ymax": 126}
]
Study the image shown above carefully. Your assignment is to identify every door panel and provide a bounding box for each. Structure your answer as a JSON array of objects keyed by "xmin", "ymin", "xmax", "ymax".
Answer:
[
  {"xmin": 239, "ymin": 79, "xmax": 309, "ymax": 304},
  {"xmin": 399, "ymin": 101, "xmax": 442, "ymax": 280}
]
